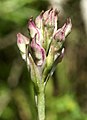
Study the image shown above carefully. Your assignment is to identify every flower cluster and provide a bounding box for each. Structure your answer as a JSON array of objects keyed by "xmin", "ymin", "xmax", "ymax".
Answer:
[{"xmin": 17, "ymin": 8, "xmax": 72, "ymax": 85}]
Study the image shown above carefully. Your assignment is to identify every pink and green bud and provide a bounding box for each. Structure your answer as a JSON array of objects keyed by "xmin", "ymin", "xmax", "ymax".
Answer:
[
  {"xmin": 35, "ymin": 11, "xmax": 44, "ymax": 30},
  {"xmin": 28, "ymin": 18, "xmax": 38, "ymax": 38},
  {"xmin": 54, "ymin": 18, "xmax": 72, "ymax": 41},
  {"xmin": 28, "ymin": 18, "xmax": 43, "ymax": 45},
  {"xmin": 43, "ymin": 8, "xmax": 58, "ymax": 29},
  {"xmin": 17, "ymin": 33, "xmax": 29, "ymax": 60},
  {"xmin": 17, "ymin": 33, "xmax": 29, "ymax": 52},
  {"xmin": 43, "ymin": 8, "xmax": 58, "ymax": 35},
  {"xmin": 30, "ymin": 34, "xmax": 46, "ymax": 66}
]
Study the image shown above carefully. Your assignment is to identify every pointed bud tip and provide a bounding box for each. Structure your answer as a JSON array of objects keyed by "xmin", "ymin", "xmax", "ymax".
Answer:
[
  {"xmin": 17, "ymin": 33, "xmax": 29, "ymax": 45},
  {"xmin": 65, "ymin": 18, "xmax": 72, "ymax": 36},
  {"xmin": 28, "ymin": 18, "xmax": 36, "ymax": 31},
  {"xmin": 29, "ymin": 16, "xmax": 33, "ymax": 20},
  {"xmin": 54, "ymin": 9, "xmax": 59, "ymax": 16},
  {"xmin": 40, "ymin": 10, "xmax": 44, "ymax": 16},
  {"xmin": 50, "ymin": 7, "xmax": 53, "ymax": 11},
  {"xmin": 66, "ymin": 18, "xmax": 72, "ymax": 25},
  {"xmin": 17, "ymin": 32, "xmax": 21, "ymax": 37},
  {"xmin": 17, "ymin": 33, "xmax": 22, "ymax": 44},
  {"xmin": 28, "ymin": 17, "xmax": 34, "ymax": 26}
]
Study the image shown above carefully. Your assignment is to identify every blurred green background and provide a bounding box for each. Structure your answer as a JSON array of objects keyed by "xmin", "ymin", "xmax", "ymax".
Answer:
[{"xmin": 0, "ymin": 0, "xmax": 87, "ymax": 120}]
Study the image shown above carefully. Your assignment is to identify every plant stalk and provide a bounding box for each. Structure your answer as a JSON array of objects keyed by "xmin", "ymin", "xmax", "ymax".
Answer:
[{"xmin": 36, "ymin": 85, "xmax": 45, "ymax": 120}]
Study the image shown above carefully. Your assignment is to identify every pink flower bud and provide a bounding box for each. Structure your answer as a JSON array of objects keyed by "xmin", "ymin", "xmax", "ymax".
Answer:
[
  {"xmin": 35, "ymin": 11, "xmax": 44, "ymax": 29},
  {"xmin": 28, "ymin": 18, "xmax": 43, "ymax": 45},
  {"xmin": 54, "ymin": 18, "xmax": 72, "ymax": 41},
  {"xmin": 30, "ymin": 34, "xmax": 46, "ymax": 66},
  {"xmin": 17, "ymin": 33, "xmax": 29, "ymax": 61},
  {"xmin": 43, "ymin": 8, "xmax": 58, "ymax": 32},
  {"xmin": 17, "ymin": 33, "xmax": 29, "ymax": 54},
  {"xmin": 28, "ymin": 18, "xmax": 39, "ymax": 37},
  {"xmin": 54, "ymin": 28, "xmax": 65, "ymax": 41}
]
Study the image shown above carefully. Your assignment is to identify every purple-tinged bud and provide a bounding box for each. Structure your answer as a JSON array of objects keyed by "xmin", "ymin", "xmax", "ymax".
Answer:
[
  {"xmin": 17, "ymin": 33, "xmax": 30, "ymax": 62},
  {"xmin": 30, "ymin": 34, "xmax": 46, "ymax": 66},
  {"xmin": 43, "ymin": 8, "xmax": 58, "ymax": 33},
  {"xmin": 54, "ymin": 18, "xmax": 72, "ymax": 41},
  {"xmin": 35, "ymin": 11, "xmax": 44, "ymax": 29},
  {"xmin": 28, "ymin": 18, "xmax": 43, "ymax": 45},
  {"xmin": 54, "ymin": 28, "xmax": 65, "ymax": 41},
  {"xmin": 17, "ymin": 33, "xmax": 29, "ymax": 54},
  {"xmin": 28, "ymin": 18, "xmax": 39, "ymax": 38}
]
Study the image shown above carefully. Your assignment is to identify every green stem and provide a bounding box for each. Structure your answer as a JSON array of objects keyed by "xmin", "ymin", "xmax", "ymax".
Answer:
[{"xmin": 37, "ymin": 85, "xmax": 45, "ymax": 120}]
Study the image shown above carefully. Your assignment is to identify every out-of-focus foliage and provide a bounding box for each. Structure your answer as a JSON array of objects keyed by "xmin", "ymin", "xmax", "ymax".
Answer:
[
  {"xmin": 0, "ymin": 0, "xmax": 49, "ymax": 37},
  {"xmin": 0, "ymin": 0, "xmax": 87, "ymax": 120}
]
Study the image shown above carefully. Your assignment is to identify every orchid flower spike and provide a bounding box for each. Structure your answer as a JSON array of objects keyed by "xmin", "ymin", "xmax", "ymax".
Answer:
[{"xmin": 17, "ymin": 8, "xmax": 72, "ymax": 84}]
